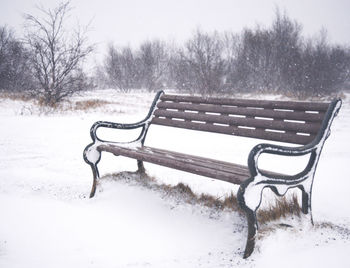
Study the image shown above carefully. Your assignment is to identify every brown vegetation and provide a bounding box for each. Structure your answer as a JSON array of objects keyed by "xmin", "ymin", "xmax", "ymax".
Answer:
[
  {"xmin": 257, "ymin": 195, "xmax": 301, "ymax": 224},
  {"xmin": 103, "ymin": 171, "xmax": 302, "ymax": 224},
  {"xmin": 0, "ymin": 91, "xmax": 32, "ymax": 102},
  {"xmin": 74, "ymin": 99, "xmax": 112, "ymax": 111}
]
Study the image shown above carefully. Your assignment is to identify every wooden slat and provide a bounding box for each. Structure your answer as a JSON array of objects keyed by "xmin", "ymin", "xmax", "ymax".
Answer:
[
  {"xmin": 154, "ymin": 109, "xmax": 321, "ymax": 134},
  {"xmin": 99, "ymin": 144, "xmax": 248, "ymax": 184},
  {"xmin": 153, "ymin": 94, "xmax": 330, "ymax": 144},
  {"xmin": 160, "ymin": 94, "xmax": 330, "ymax": 112},
  {"xmin": 151, "ymin": 117, "xmax": 315, "ymax": 145},
  {"xmin": 150, "ymin": 147, "xmax": 283, "ymax": 179},
  {"xmin": 146, "ymin": 147, "xmax": 250, "ymax": 177},
  {"xmin": 156, "ymin": 101, "xmax": 325, "ymax": 123}
]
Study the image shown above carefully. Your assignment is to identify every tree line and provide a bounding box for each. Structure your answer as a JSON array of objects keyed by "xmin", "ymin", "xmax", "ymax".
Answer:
[
  {"xmin": 0, "ymin": 2, "xmax": 349, "ymax": 106},
  {"xmin": 99, "ymin": 10, "xmax": 350, "ymax": 98}
]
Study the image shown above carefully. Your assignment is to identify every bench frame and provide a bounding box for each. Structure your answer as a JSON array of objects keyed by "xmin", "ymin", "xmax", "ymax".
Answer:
[{"xmin": 83, "ymin": 91, "xmax": 341, "ymax": 258}]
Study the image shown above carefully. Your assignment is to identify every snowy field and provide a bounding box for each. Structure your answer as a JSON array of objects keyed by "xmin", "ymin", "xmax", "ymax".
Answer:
[{"xmin": 0, "ymin": 89, "xmax": 350, "ymax": 268}]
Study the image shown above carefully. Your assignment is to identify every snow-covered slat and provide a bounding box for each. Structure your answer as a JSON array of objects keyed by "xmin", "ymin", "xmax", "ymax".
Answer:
[
  {"xmin": 156, "ymin": 101, "xmax": 325, "ymax": 122},
  {"xmin": 151, "ymin": 117, "xmax": 315, "ymax": 144},
  {"xmin": 153, "ymin": 109, "xmax": 321, "ymax": 134},
  {"xmin": 152, "ymin": 94, "xmax": 331, "ymax": 145},
  {"xmin": 160, "ymin": 94, "xmax": 329, "ymax": 112}
]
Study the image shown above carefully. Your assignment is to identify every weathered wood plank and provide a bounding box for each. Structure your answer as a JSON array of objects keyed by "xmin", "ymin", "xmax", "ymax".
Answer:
[
  {"xmin": 147, "ymin": 147, "xmax": 250, "ymax": 177},
  {"xmin": 151, "ymin": 117, "xmax": 315, "ymax": 145},
  {"xmin": 156, "ymin": 101, "xmax": 325, "ymax": 123},
  {"xmin": 154, "ymin": 109, "xmax": 321, "ymax": 134},
  {"xmin": 160, "ymin": 94, "xmax": 330, "ymax": 112},
  {"xmin": 99, "ymin": 144, "xmax": 248, "ymax": 184}
]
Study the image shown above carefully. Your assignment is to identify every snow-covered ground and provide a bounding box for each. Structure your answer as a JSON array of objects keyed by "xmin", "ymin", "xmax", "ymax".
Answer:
[{"xmin": 0, "ymin": 89, "xmax": 350, "ymax": 267}]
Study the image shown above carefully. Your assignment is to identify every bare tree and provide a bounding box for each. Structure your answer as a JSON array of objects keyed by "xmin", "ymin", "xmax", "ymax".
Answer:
[
  {"xmin": 299, "ymin": 31, "xmax": 350, "ymax": 96},
  {"xmin": 23, "ymin": 1, "xmax": 93, "ymax": 105},
  {"xmin": 0, "ymin": 26, "xmax": 35, "ymax": 92},
  {"xmin": 233, "ymin": 28, "xmax": 276, "ymax": 92},
  {"xmin": 138, "ymin": 40, "xmax": 169, "ymax": 91},
  {"xmin": 231, "ymin": 10, "xmax": 303, "ymax": 94},
  {"xmin": 181, "ymin": 29, "xmax": 225, "ymax": 94},
  {"xmin": 270, "ymin": 8, "xmax": 303, "ymax": 93},
  {"xmin": 221, "ymin": 31, "xmax": 240, "ymax": 91},
  {"xmin": 104, "ymin": 44, "xmax": 140, "ymax": 92},
  {"xmin": 168, "ymin": 47, "xmax": 193, "ymax": 90}
]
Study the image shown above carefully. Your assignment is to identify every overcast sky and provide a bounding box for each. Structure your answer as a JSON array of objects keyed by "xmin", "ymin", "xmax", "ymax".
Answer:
[{"xmin": 1, "ymin": 0, "xmax": 350, "ymax": 65}]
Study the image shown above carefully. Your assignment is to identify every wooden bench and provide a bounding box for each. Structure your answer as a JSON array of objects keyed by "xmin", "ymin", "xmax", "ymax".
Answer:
[{"xmin": 83, "ymin": 91, "xmax": 341, "ymax": 258}]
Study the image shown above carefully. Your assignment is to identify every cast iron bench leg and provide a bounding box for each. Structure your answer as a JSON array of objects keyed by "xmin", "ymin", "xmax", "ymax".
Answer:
[
  {"xmin": 137, "ymin": 160, "xmax": 145, "ymax": 174},
  {"xmin": 301, "ymin": 188, "xmax": 309, "ymax": 214},
  {"xmin": 301, "ymin": 185, "xmax": 314, "ymax": 225},
  {"xmin": 88, "ymin": 163, "xmax": 99, "ymax": 198},
  {"xmin": 237, "ymin": 181, "xmax": 258, "ymax": 258},
  {"xmin": 243, "ymin": 208, "xmax": 257, "ymax": 258},
  {"xmin": 83, "ymin": 144, "xmax": 102, "ymax": 198}
]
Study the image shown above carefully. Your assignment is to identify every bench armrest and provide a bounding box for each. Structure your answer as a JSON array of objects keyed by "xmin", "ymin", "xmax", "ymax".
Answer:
[
  {"xmin": 89, "ymin": 120, "xmax": 148, "ymax": 143},
  {"xmin": 89, "ymin": 90, "xmax": 164, "ymax": 143},
  {"xmin": 248, "ymin": 98, "xmax": 342, "ymax": 178},
  {"xmin": 247, "ymin": 142, "xmax": 317, "ymax": 177}
]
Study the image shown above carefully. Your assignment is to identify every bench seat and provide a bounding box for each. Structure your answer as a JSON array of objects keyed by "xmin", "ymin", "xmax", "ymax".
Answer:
[
  {"xmin": 99, "ymin": 144, "xmax": 286, "ymax": 186},
  {"xmin": 99, "ymin": 144, "xmax": 250, "ymax": 184}
]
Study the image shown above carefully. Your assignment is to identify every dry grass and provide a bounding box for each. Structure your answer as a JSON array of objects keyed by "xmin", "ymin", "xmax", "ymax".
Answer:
[
  {"xmin": 0, "ymin": 91, "xmax": 114, "ymax": 112},
  {"xmin": 73, "ymin": 99, "xmax": 112, "ymax": 110},
  {"xmin": 103, "ymin": 171, "xmax": 240, "ymax": 212},
  {"xmin": 0, "ymin": 91, "xmax": 33, "ymax": 102},
  {"xmin": 41, "ymin": 99, "xmax": 113, "ymax": 111},
  {"xmin": 169, "ymin": 182, "xmax": 239, "ymax": 211},
  {"xmin": 103, "ymin": 171, "xmax": 302, "ymax": 225},
  {"xmin": 257, "ymin": 195, "xmax": 301, "ymax": 224}
]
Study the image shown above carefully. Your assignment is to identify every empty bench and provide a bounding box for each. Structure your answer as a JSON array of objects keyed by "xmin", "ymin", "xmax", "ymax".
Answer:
[{"xmin": 83, "ymin": 91, "xmax": 341, "ymax": 258}]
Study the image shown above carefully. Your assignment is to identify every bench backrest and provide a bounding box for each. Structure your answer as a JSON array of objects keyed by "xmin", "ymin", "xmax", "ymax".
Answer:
[{"xmin": 151, "ymin": 94, "xmax": 332, "ymax": 145}]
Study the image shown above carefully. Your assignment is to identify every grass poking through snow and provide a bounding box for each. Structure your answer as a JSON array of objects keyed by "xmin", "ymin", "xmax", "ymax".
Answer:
[
  {"xmin": 257, "ymin": 194, "xmax": 301, "ymax": 224},
  {"xmin": 73, "ymin": 99, "xmax": 113, "ymax": 110},
  {"xmin": 101, "ymin": 171, "xmax": 302, "ymax": 225}
]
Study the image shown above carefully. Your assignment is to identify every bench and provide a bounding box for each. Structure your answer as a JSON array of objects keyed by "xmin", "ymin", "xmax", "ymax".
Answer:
[{"xmin": 83, "ymin": 91, "xmax": 341, "ymax": 258}]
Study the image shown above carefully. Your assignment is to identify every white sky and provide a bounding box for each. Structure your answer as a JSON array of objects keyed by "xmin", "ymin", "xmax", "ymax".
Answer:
[{"xmin": 1, "ymin": 0, "xmax": 350, "ymax": 65}]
